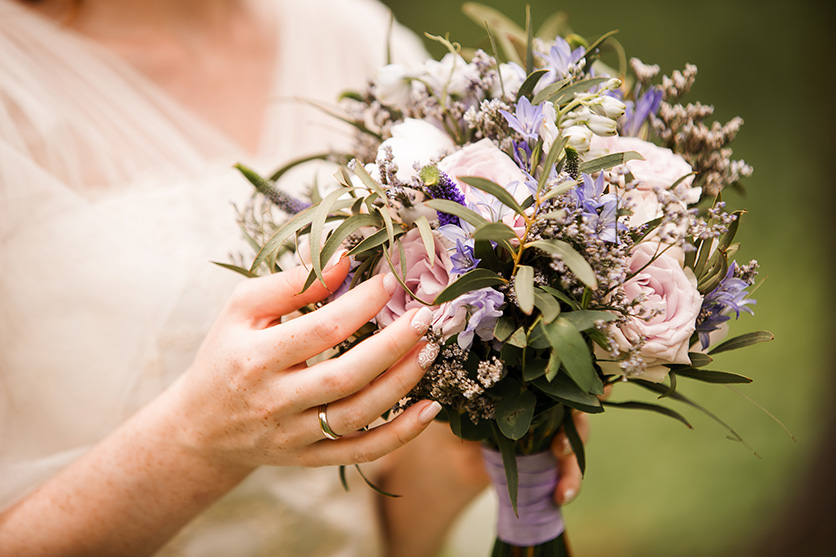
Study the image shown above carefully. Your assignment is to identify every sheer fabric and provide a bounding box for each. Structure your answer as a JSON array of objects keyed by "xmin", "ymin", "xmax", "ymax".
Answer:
[{"xmin": 0, "ymin": 1, "xmax": 426, "ymax": 554}]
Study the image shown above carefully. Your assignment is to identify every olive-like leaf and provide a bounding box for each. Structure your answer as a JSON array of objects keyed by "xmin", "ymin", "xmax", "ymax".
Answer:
[
  {"xmin": 527, "ymin": 239, "xmax": 597, "ymax": 289},
  {"xmin": 533, "ymin": 288, "xmax": 561, "ymax": 323},
  {"xmin": 433, "ymin": 268, "xmax": 505, "ymax": 304},
  {"xmin": 496, "ymin": 388, "xmax": 536, "ymax": 440},
  {"xmin": 533, "ymin": 374, "xmax": 603, "ymax": 413},
  {"xmin": 602, "ymin": 400, "xmax": 693, "ymax": 428},
  {"xmin": 708, "ymin": 331, "xmax": 775, "ymax": 355},
  {"xmin": 414, "ymin": 215, "xmax": 436, "ymax": 267},
  {"xmin": 515, "ymin": 265, "xmax": 535, "ymax": 315},
  {"xmin": 424, "ymin": 199, "xmax": 489, "ymax": 228},
  {"xmin": 560, "ymin": 309, "xmax": 616, "ymax": 331},
  {"xmin": 675, "ymin": 369, "xmax": 753, "ymax": 384},
  {"xmin": 516, "ymin": 69, "xmax": 549, "ymax": 101},
  {"xmin": 543, "ymin": 317, "xmax": 603, "ymax": 395},
  {"xmin": 460, "ymin": 176, "xmax": 525, "ymax": 216},
  {"xmin": 548, "ymin": 76, "xmax": 610, "ymax": 105},
  {"xmin": 578, "ymin": 151, "xmax": 644, "ymax": 175}
]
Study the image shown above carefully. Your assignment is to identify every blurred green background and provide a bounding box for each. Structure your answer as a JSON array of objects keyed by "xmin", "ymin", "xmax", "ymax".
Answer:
[{"xmin": 381, "ymin": 1, "xmax": 835, "ymax": 555}]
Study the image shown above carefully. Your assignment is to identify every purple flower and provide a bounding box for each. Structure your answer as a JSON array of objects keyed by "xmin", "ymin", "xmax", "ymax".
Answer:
[
  {"xmin": 571, "ymin": 173, "xmax": 625, "ymax": 242},
  {"xmin": 450, "ymin": 238, "xmax": 481, "ymax": 274},
  {"xmin": 695, "ymin": 263, "xmax": 757, "ymax": 349},
  {"xmin": 419, "ymin": 164, "xmax": 466, "ymax": 227},
  {"xmin": 499, "ymin": 96, "xmax": 546, "ymax": 142},
  {"xmin": 440, "ymin": 287, "xmax": 505, "ymax": 350},
  {"xmin": 621, "ymin": 87, "xmax": 663, "ymax": 137},
  {"xmin": 535, "ymin": 37, "xmax": 586, "ymax": 86}
]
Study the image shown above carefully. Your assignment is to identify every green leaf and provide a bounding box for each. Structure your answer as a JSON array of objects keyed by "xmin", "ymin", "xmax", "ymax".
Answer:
[
  {"xmin": 491, "ymin": 422, "xmax": 520, "ymax": 515},
  {"xmin": 433, "ymin": 268, "xmax": 505, "ymax": 304},
  {"xmin": 561, "ymin": 310, "xmax": 616, "ymax": 331},
  {"xmin": 533, "ymin": 288, "xmax": 561, "ymax": 323},
  {"xmin": 472, "ymin": 221, "xmax": 518, "ymax": 246},
  {"xmin": 578, "ymin": 151, "xmax": 644, "ymax": 175},
  {"xmin": 523, "ymin": 354, "xmax": 549, "ymax": 381},
  {"xmin": 562, "ymin": 411, "xmax": 586, "ymax": 476},
  {"xmin": 414, "ymin": 215, "xmax": 436, "ymax": 267},
  {"xmin": 338, "ymin": 465, "xmax": 349, "ymax": 492},
  {"xmin": 354, "ymin": 464, "xmax": 401, "ymax": 498},
  {"xmin": 533, "ymin": 374, "xmax": 603, "ymax": 413},
  {"xmin": 580, "ymin": 30, "xmax": 619, "ymax": 65},
  {"xmin": 310, "ymin": 187, "xmax": 351, "ymax": 287},
  {"xmin": 708, "ymin": 331, "xmax": 775, "ymax": 355},
  {"xmin": 348, "ymin": 228, "xmax": 393, "ymax": 256},
  {"xmin": 602, "ymin": 400, "xmax": 692, "ymax": 428},
  {"xmin": 684, "ymin": 352, "xmax": 713, "ymax": 368},
  {"xmin": 543, "ymin": 317, "xmax": 603, "ymax": 395},
  {"xmin": 424, "ymin": 198, "xmax": 489, "ymax": 228},
  {"xmin": 526, "ymin": 321, "xmax": 550, "ymax": 349},
  {"xmin": 496, "ymin": 388, "xmax": 537, "ymax": 440},
  {"xmin": 266, "ymin": 152, "xmax": 349, "ymax": 182},
  {"xmin": 548, "ymin": 77, "xmax": 610, "ymax": 105},
  {"xmin": 460, "ymin": 176, "xmax": 525, "ymax": 216},
  {"xmin": 516, "ymin": 69, "xmax": 549, "ymax": 100},
  {"xmin": 524, "ymin": 5, "xmax": 534, "ymax": 75},
  {"xmin": 541, "ymin": 179, "xmax": 577, "ymax": 202},
  {"xmin": 675, "ymin": 368, "xmax": 753, "ymax": 384},
  {"xmin": 526, "ymin": 239, "xmax": 597, "ymax": 289},
  {"xmin": 506, "ymin": 326, "xmax": 527, "ymax": 348},
  {"xmin": 536, "ymin": 137, "xmax": 567, "ymax": 195},
  {"xmin": 531, "ymin": 78, "xmax": 571, "ymax": 106},
  {"xmin": 539, "ymin": 285, "xmax": 581, "ymax": 310},
  {"xmin": 211, "ymin": 261, "xmax": 258, "ymax": 278},
  {"xmin": 514, "ymin": 265, "xmax": 535, "ymax": 315},
  {"xmin": 493, "ymin": 317, "xmax": 516, "ymax": 342}
]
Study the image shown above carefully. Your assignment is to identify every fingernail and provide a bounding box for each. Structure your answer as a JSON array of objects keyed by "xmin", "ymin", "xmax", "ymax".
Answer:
[
  {"xmin": 417, "ymin": 343, "xmax": 439, "ymax": 370},
  {"xmin": 323, "ymin": 249, "xmax": 349, "ymax": 271},
  {"xmin": 383, "ymin": 273, "xmax": 398, "ymax": 294},
  {"xmin": 410, "ymin": 307, "xmax": 433, "ymax": 335},
  {"xmin": 562, "ymin": 488, "xmax": 577, "ymax": 505},
  {"xmin": 418, "ymin": 401, "xmax": 442, "ymax": 424}
]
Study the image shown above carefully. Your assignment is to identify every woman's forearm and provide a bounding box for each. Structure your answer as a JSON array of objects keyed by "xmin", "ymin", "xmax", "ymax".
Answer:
[{"xmin": 0, "ymin": 384, "xmax": 253, "ymax": 556}]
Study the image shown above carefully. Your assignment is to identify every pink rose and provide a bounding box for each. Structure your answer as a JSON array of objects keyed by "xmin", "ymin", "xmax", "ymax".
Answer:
[
  {"xmin": 598, "ymin": 242, "xmax": 703, "ymax": 382},
  {"xmin": 591, "ymin": 135, "xmax": 700, "ymax": 227},
  {"xmin": 438, "ymin": 139, "xmax": 530, "ymax": 236},
  {"xmin": 375, "ymin": 229, "xmax": 464, "ymax": 337}
]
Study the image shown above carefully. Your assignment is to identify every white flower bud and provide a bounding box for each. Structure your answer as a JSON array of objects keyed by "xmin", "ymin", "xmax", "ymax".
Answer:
[
  {"xmin": 587, "ymin": 95, "xmax": 626, "ymax": 120},
  {"xmin": 371, "ymin": 64, "xmax": 413, "ymax": 107},
  {"xmin": 586, "ymin": 113, "xmax": 618, "ymax": 136},
  {"xmin": 563, "ymin": 125, "xmax": 593, "ymax": 153}
]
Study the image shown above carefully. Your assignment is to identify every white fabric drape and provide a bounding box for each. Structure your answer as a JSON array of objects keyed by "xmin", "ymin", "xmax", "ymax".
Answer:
[{"xmin": 0, "ymin": 1, "xmax": 426, "ymax": 554}]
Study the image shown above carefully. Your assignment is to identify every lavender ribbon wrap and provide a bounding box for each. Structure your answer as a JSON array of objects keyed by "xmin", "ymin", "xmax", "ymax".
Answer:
[{"xmin": 481, "ymin": 447, "xmax": 565, "ymax": 546}]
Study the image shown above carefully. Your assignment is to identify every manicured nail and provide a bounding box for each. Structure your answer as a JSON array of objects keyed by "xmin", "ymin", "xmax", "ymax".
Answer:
[
  {"xmin": 410, "ymin": 307, "xmax": 433, "ymax": 335},
  {"xmin": 562, "ymin": 488, "xmax": 577, "ymax": 505},
  {"xmin": 418, "ymin": 401, "xmax": 442, "ymax": 424},
  {"xmin": 383, "ymin": 273, "xmax": 398, "ymax": 294},
  {"xmin": 417, "ymin": 343, "xmax": 439, "ymax": 370},
  {"xmin": 323, "ymin": 249, "xmax": 348, "ymax": 271}
]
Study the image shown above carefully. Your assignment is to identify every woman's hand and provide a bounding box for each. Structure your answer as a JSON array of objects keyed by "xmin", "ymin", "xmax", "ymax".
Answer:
[
  {"xmin": 163, "ymin": 255, "xmax": 442, "ymax": 472},
  {"xmin": 0, "ymin": 256, "xmax": 442, "ymax": 557}
]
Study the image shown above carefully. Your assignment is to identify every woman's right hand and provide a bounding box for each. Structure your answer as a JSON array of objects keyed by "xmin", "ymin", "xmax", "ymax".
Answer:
[{"xmin": 159, "ymin": 255, "xmax": 442, "ymax": 473}]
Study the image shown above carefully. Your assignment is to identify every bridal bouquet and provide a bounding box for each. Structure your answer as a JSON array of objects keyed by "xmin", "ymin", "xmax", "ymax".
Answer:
[{"xmin": 228, "ymin": 4, "xmax": 772, "ymax": 555}]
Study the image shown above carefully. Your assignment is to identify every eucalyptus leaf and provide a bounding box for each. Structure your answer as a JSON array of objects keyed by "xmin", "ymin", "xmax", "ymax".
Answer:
[
  {"xmin": 561, "ymin": 309, "xmax": 616, "ymax": 331},
  {"xmin": 496, "ymin": 388, "xmax": 537, "ymax": 440},
  {"xmin": 506, "ymin": 326, "xmax": 527, "ymax": 348},
  {"xmin": 533, "ymin": 374, "xmax": 603, "ymax": 413},
  {"xmin": 460, "ymin": 176, "xmax": 526, "ymax": 216},
  {"xmin": 522, "ymin": 354, "xmax": 548, "ymax": 381},
  {"xmin": 516, "ymin": 69, "xmax": 549, "ymax": 101},
  {"xmin": 686, "ymin": 352, "xmax": 713, "ymax": 368},
  {"xmin": 527, "ymin": 239, "xmax": 597, "ymax": 289},
  {"xmin": 515, "ymin": 265, "xmax": 535, "ymax": 315},
  {"xmin": 531, "ymin": 78, "xmax": 571, "ymax": 106},
  {"xmin": 414, "ymin": 215, "xmax": 436, "ymax": 267},
  {"xmin": 433, "ymin": 268, "xmax": 505, "ymax": 304},
  {"xmin": 562, "ymin": 411, "xmax": 586, "ymax": 476},
  {"xmin": 578, "ymin": 151, "xmax": 643, "ymax": 175},
  {"xmin": 267, "ymin": 152, "xmax": 349, "ymax": 182},
  {"xmin": 543, "ymin": 317, "xmax": 603, "ymax": 395},
  {"xmin": 708, "ymin": 331, "xmax": 775, "ymax": 355},
  {"xmin": 675, "ymin": 369, "xmax": 753, "ymax": 384},
  {"xmin": 602, "ymin": 400, "xmax": 693, "ymax": 428},
  {"xmin": 211, "ymin": 261, "xmax": 258, "ymax": 278},
  {"xmin": 536, "ymin": 137, "xmax": 567, "ymax": 195},
  {"xmin": 533, "ymin": 288, "xmax": 561, "ymax": 323},
  {"xmin": 310, "ymin": 187, "xmax": 351, "ymax": 287},
  {"xmin": 548, "ymin": 76, "xmax": 610, "ymax": 105},
  {"xmin": 491, "ymin": 422, "xmax": 520, "ymax": 515},
  {"xmin": 541, "ymin": 179, "xmax": 577, "ymax": 202},
  {"xmin": 526, "ymin": 321, "xmax": 550, "ymax": 349},
  {"xmin": 472, "ymin": 222, "xmax": 518, "ymax": 245},
  {"xmin": 318, "ymin": 213, "xmax": 381, "ymax": 273},
  {"xmin": 424, "ymin": 198, "xmax": 489, "ymax": 228},
  {"xmin": 493, "ymin": 317, "xmax": 516, "ymax": 342}
]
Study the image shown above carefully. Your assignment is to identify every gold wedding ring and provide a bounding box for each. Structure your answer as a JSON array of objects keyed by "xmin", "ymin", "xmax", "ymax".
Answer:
[{"xmin": 318, "ymin": 404, "xmax": 342, "ymax": 440}]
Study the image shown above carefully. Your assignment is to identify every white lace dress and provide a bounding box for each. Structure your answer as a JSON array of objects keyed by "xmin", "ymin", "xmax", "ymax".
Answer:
[{"xmin": 0, "ymin": 1, "xmax": 426, "ymax": 554}]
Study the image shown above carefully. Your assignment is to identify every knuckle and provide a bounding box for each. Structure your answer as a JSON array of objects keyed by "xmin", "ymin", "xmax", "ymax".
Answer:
[
  {"xmin": 321, "ymin": 369, "xmax": 352, "ymax": 398},
  {"xmin": 339, "ymin": 404, "xmax": 369, "ymax": 434},
  {"xmin": 310, "ymin": 318, "xmax": 346, "ymax": 349}
]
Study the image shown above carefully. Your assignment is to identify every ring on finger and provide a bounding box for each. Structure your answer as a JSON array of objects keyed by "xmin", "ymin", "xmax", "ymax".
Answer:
[{"xmin": 318, "ymin": 403, "xmax": 342, "ymax": 440}]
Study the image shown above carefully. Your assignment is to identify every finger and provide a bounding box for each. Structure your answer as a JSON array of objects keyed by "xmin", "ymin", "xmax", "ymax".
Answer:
[
  {"xmin": 229, "ymin": 255, "xmax": 351, "ymax": 324},
  {"xmin": 260, "ymin": 272, "xmax": 400, "ymax": 368},
  {"xmin": 305, "ymin": 341, "xmax": 439, "ymax": 440},
  {"xmin": 300, "ymin": 400, "xmax": 442, "ymax": 467},
  {"xmin": 550, "ymin": 412, "xmax": 590, "ymax": 458},
  {"xmin": 554, "ymin": 452, "xmax": 582, "ymax": 506},
  {"xmin": 294, "ymin": 306, "xmax": 434, "ymax": 405}
]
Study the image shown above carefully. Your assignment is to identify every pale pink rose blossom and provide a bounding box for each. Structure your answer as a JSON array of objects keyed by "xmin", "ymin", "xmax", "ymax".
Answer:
[
  {"xmin": 598, "ymin": 242, "xmax": 703, "ymax": 382},
  {"xmin": 438, "ymin": 139, "xmax": 530, "ymax": 236},
  {"xmin": 590, "ymin": 135, "xmax": 700, "ymax": 227},
  {"xmin": 374, "ymin": 229, "xmax": 465, "ymax": 338}
]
